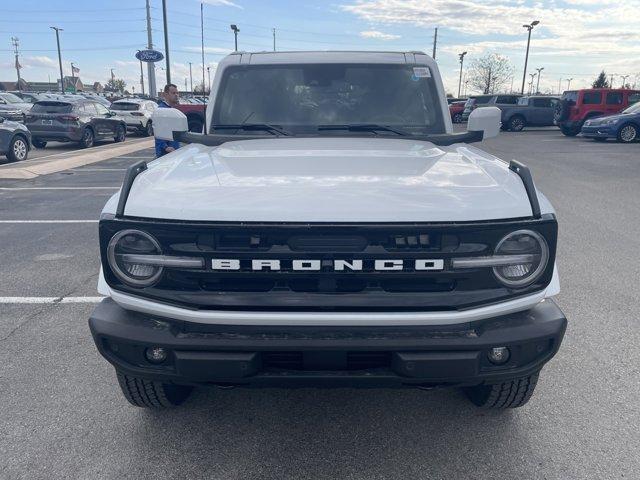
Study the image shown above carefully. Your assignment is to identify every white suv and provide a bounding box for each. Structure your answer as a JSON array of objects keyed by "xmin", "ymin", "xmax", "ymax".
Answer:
[
  {"xmin": 89, "ymin": 51, "xmax": 566, "ymax": 411},
  {"xmin": 109, "ymin": 99, "xmax": 157, "ymax": 136}
]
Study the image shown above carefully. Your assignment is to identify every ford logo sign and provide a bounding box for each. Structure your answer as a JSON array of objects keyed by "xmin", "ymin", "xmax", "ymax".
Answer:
[{"xmin": 135, "ymin": 49, "xmax": 164, "ymax": 63}]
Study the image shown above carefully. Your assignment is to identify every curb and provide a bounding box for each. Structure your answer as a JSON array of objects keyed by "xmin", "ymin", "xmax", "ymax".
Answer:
[{"xmin": 0, "ymin": 138, "xmax": 154, "ymax": 179}]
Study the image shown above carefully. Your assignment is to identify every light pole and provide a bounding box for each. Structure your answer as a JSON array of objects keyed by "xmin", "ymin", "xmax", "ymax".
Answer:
[
  {"xmin": 566, "ymin": 78, "xmax": 573, "ymax": 90},
  {"xmin": 230, "ymin": 24, "xmax": 240, "ymax": 51},
  {"xmin": 457, "ymin": 51, "xmax": 467, "ymax": 98},
  {"xmin": 137, "ymin": 53, "xmax": 145, "ymax": 95},
  {"xmin": 70, "ymin": 62, "xmax": 76, "ymax": 93},
  {"xmin": 529, "ymin": 73, "xmax": 537, "ymax": 94},
  {"xmin": 207, "ymin": 66, "xmax": 211, "ymax": 93},
  {"xmin": 50, "ymin": 26, "xmax": 64, "ymax": 93},
  {"xmin": 188, "ymin": 62, "xmax": 193, "ymax": 93},
  {"xmin": 162, "ymin": 0, "xmax": 171, "ymax": 83},
  {"xmin": 520, "ymin": 20, "xmax": 540, "ymax": 94},
  {"xmin": 272, "ymin": 28, "xmax": 276, "ymax": 52},
  {"xmin": 620, "ymin": 75, "xmax": 629, "ymax": 88},
  {"xmin": 535, "ymin": 67, "xmax": 544, "ymax": 94}
]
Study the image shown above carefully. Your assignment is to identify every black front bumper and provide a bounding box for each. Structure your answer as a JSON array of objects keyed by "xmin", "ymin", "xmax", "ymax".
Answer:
[{"xmin": 89, "ymin": 298, "xmax": 566, "ymax": 388}]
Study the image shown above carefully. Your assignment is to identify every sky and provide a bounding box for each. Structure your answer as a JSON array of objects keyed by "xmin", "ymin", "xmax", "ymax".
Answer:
[{"xmin": 1, "ymin": 0, "xmax": 639, "ymax": 95}]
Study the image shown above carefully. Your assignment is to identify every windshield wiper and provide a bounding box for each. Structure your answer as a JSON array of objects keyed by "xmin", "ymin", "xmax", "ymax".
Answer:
[
  {"xmin": 212, "ymin": 123, "xmax": 291, "ymax": 136},
  {"xmin": 317, "ymin": 124, "xmax": 411, "ymax": 136}
]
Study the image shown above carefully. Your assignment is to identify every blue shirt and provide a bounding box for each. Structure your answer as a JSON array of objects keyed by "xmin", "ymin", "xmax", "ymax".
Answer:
[{"xmin": 154, "ymin": 100, "xmax": 181, "ymax": 158}]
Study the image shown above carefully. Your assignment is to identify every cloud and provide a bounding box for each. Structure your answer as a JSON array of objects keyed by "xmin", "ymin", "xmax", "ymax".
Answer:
[
  {"xmin": 359, "ymin": 30, "xmax": 401, "ymax": 40},
  {"xmin": 201, "ymin": 0, "xmax": 243, "ymax": 9},
  {"xmin": 182, "ymin": 46, "xmax": 231, "ymax": 55},
  {"xmin": 21, "ymin": 56, "xmax": 58, "ymax": 69}
]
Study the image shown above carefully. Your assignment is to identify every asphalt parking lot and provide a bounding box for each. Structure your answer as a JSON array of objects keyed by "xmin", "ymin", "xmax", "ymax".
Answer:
[{"xmin": 1, "ymin": 129, "xmax": 639, "ymax": 479}]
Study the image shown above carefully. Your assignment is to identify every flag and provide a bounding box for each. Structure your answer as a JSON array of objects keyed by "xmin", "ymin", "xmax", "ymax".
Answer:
[{"xmin": 72, "ymin": 65, "xmax": 80, "ymax": 74}]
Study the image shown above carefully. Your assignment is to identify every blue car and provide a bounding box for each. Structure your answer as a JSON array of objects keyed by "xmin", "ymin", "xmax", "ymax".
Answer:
[{"xmin": 581, "ymin": 101, "xmax": 640, "ymax": 143}]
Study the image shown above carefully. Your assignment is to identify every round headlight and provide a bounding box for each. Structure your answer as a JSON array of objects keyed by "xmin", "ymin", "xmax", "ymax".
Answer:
[
  {"xmin": 493, "ymin": 230, "xmax": 549, "ymax": 288},
  {"xmin": 107, "ymin": 230, "xmax": 163, "ymax": 287}
]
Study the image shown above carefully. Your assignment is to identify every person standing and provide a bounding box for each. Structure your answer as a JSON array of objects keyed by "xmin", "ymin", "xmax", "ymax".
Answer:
[{"xmin": 155, "ymin": 83, "xmax": 181, "ymax": 158}]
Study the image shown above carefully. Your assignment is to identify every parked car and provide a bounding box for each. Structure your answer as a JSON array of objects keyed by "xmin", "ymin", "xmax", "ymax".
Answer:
[
  {"xmin": 581, "ymin": 101, "xmax": 640, "ymax": 143},
  {"xmin": 0, "ymin": 104, "xmax": 26, "ymax": 123},
  {"xmin": 449, "ymin": 100, "xmax": 466, "ymax": 123},
  {"xmin": 110, "ymin": 99, "xmax": 157, "ymax": 136},
  {"xmin": 0, "ymin": 116, "xmax": 31, "ymax": 162},
  {"xmin": 462, "ymin": 94, "xmax": 521, "ymax": 121},
  {"xmin": 0, "ymin": 92, "xmax": 33, "ymax": 115},
  {"xmin": 90, "ymin": 51, "xmax": 567, "ymax": 411},
  {"xmin": 81, "ymin": 94, "xmax": 112, "ymax": 107},
  {"xmin": 24, "ymin": 99, "xmax": 127, "ymax": 149},
  {"xmin": 554, "ymin": 88, "xmax": 640, "ymax": 136},
  {"xmin": 447, "ymin": 97, "xmax": 465, "ymax": 104},
  {"xmin": 499, "ymin": 96, "xmax": 561, "ymax": 131},
  {"xmin": 9, "ymin": 91, "xmax": 44, "ymax": 104}
]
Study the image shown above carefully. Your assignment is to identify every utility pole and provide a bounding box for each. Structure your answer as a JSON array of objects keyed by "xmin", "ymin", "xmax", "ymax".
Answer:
[
  {"xmin": 188, "ymin": 62, "xmax": 193, "ymax": 93},
  {"xmin": 207, "ymin": 66, "xmax": 211, "ymax": 93},
  {"xmin": 535, "ymin": 67, "xmax": 544, "ymax": 94},
  {"xmin": 70, "ymin": 62, "xmax": 75, "ymax": 93},
  {"xmin": 566, "ymin": 78, "xmax": 573, "ymax": 90},
  {"xmin": 609, "ymin": 73, "xmax": 615, "ymax": 88},
  {"xmin": 273, "ymin": 28, "xmax": 276, "ymax": 52},
  {"xmin": 162, "ymin": 0, "xmax": 171, "ymax": 83},
  {"xmin": 432, "ymin": 27, "xmax": 438, "ymax": 60},
  {"xmin": 558, "ymin": 78, "xmax": 562, "ymax": 94},
  {"xmin": 11, "ymin": 37, "xmax": 22, "ymax": 91},
  {"xmin": 457, "ymin": 51, "xmax": 467, "ymax": 98},
  {"xmin": 50, "ymin": 27, "xmax": 64, "ymax": 93},
  {"xmin": 138, "ymin": 56, "xmax": 145, "ymax": 95},
  {"xmin": 521, "ymin": 20, "xmax": 540, "ymax": 94},
  {"xmin": 145, "ymin": 0, "xmax": 156, "ymax": 95},
  {"xmin": 230, "ymin": 24, "xmax": 239, "ymax": 51},
  {"xmin": 201, "ymin": 2, "xmax": 206, "ymax": 103}
]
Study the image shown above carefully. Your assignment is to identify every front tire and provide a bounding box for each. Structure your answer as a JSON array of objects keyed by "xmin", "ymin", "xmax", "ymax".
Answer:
[
  {"xmin": 143, "ymin": 121, "xmax": 153, "ymax": 137},
  {"xmin": 79, "ymin": 128, "xmax": 94, "ymax": 148},
  {"xmin": 463, "ymin": 372, "xmax": 539, "ymax": 409},
  {"xmin": 7, "ymin": 135, "xmax": 29, "ymax": 162},
  {"xmin": 560, "ymin": 125, "xmax": 581, "ymax": 136},
  {"xmin": 617, "ymin": 123, "xmax": 638, "ymax": 143},
  {"xmin": 116, "ymin": 372, "xmax": 193, "ymax": 408}
]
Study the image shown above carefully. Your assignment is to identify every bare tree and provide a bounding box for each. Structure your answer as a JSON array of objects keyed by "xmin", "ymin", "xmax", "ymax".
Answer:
[{"xmin": 468, "ymin": 54, "xmax": 514, "ymax": 94}]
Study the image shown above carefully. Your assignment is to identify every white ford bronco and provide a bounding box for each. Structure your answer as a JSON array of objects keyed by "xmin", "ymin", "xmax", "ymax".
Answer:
[{"xmin": 89, "ymin": 51, "xmax": 566, "ymax": 409}]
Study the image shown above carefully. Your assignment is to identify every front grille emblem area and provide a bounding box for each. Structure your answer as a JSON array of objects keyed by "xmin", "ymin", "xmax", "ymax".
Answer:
[{"xmin": 210, "ymin": 259, "xmax": 445, "ymax": 272}]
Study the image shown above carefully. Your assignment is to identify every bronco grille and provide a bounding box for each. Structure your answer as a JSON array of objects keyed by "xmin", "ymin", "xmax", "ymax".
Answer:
[{"xmin": 100, "ymin": 218, "xmax": 557, "ymax": 311}]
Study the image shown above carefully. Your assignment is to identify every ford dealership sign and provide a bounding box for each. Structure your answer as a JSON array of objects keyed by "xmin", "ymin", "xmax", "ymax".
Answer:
[{"xmin": 135, "ymin": 49, "xmax": 164, "ymax": 63}]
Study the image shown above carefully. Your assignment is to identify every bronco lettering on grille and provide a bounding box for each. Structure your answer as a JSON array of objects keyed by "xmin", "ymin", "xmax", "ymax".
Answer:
[{"xmin": 211, "ymin": 259, "xmax": 445, "ymax": 271}]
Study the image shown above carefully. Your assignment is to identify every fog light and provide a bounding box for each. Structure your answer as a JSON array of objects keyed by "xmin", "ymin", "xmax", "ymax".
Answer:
[
  {"xmin": 145, "ymin": 346, "xmax": 168, "ymax": 364},
  {"xmin": 487, "ymin": 347, "xmax": 510, "ymax": 365}
]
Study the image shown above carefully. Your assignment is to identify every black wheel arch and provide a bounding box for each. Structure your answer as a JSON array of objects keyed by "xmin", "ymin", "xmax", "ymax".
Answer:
[{"xmin": 12, "ymin": 132, "xmax": 31, "ymax": 150}]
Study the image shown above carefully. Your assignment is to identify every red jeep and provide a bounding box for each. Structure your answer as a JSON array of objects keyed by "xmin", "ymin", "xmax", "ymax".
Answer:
[
  {"xmin": 449, "ymin": 100, "xmax": 466, "ymax": 123},
  {"xmin": 174, "ymin": 102, "xmax": 206, "ymax": 132},
  {"xmin": 554, "ymin": 88, "xmax": 640, "ymax": 136}
]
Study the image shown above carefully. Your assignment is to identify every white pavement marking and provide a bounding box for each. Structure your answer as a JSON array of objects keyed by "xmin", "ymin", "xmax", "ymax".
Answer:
[
  {"xmin": 0, "ymin": 296, "xmax": 104, "ymax": 304},
  {"xmin": 0, "ymin": 220, "xmax": 98, "ymax": 223},
  {"xmin": 0, "ymin": 187, "xmax": 119, "ymax": 190}
]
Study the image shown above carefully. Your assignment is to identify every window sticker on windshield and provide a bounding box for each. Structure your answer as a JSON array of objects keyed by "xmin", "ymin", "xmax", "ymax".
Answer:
[{"xmin": 413, "ymin": 67, "xmax": 431, "ymax": 78}]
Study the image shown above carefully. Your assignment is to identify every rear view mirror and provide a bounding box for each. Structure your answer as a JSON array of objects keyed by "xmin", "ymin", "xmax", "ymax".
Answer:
[
  {"xmin": 467, "ymin": 106, "xmax": 501, "ymax": 140},
  {"xmin": 152, "ymin": 108, "xmax": 188, "ymax": 140}
]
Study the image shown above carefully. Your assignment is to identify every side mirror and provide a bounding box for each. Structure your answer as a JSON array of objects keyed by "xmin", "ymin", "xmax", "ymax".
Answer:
[
  {"xmin": 467, "ymin": 106, "xmax": 501, "ymax": 139},
  {"xmin": 152, "ymin": 107, "xmax": 188, "ymax": 140}
]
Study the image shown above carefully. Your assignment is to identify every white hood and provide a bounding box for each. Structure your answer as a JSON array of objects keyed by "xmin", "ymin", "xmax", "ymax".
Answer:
[{"xmin": 116, "ymin": 137, "xmax": 545, "ymax": 222}]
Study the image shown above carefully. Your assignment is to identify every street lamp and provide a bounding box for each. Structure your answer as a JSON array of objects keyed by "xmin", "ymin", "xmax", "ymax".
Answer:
[
  {"xmin": 529, "ymin": 72, "xmax": 537, "ymax": 95},
  {"xmin": 50, "ymin": 26, "xmax": 64, "ymax": 93},
  {"xmin": 230, "ymin": 24, "xmax": 240, "ymax": 51},
  {"xmin": 188, "ymin": 62, "xmax": 193, "ymax": 93},
  {"xmin": 520, "ymin": 20, "xmax": 540, "ymax": 94},
  {"xmin": 457, "ymin": 51, "xmax": 467, "ymax": 98},
  {"xmin": 535, "ymin": 67, "xmax": 544, "ymax": 94},
  {"xmin": 620, "ymin": 75, "xmax": 629, "ymax": 88},
  {"xmin": 566, "ymin": 78, "xmax": 573, "ymax": 90}
]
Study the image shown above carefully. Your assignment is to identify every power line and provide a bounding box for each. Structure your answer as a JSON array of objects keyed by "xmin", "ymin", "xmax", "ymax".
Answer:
[{"xmin": 2, "ymin": 7, "xmax": 145, "ymax": 13}]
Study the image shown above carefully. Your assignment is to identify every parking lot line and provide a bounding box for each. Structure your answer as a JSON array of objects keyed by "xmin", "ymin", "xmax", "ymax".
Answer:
[
  {"xmin": 0, "ymin": 187, "xmax": 119, "ymax": 190},
  {"xmin": 0, "ymin": 220, "xmax": 98, "ymax": 223},
  {"xmin": 0, "ymin": 296, "xmax": 104, "ymax": 304}
]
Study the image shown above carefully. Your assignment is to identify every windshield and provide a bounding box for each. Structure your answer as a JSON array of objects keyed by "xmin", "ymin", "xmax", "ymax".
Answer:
[
  {"xmin": 111, "ymin": 102, "xmax": 141, "ymax": 111},
  {"xmin": 623, "ymin": 102, "xmax": 640, "ymax": 114},
  {"xmin": 0, "ymin": 92, "xmax": 23, "ymax": 104},
  {"xmin": 213, "ymin": 64, "xmax": 446, "ymax": 135}
]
